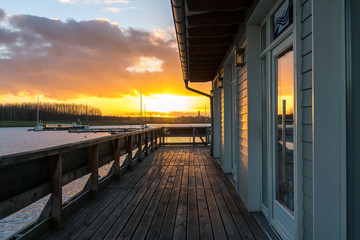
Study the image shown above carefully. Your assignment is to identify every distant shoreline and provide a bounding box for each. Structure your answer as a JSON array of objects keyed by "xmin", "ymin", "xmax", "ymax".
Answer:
[{"xmin": 0, "ymin": 120, "xmax": 211, "ymax": 128}]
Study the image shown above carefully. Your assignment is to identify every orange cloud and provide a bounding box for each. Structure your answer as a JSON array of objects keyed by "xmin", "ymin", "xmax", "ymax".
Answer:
[{"xmin": 0, "ymin": 9, "xmax": 211, "ymax": 114}]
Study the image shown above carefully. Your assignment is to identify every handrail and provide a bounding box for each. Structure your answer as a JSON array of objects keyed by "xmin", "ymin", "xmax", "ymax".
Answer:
[
  {"xmin": 0, "ymin": 127, "xmax": 162, "ymax": 166},
  {"xmin": 0, "ymin": 126, "xmax": 211, "ymax": 239},
  {"xmin": 0, "ymin": 127, "xmax": 162, "ymax": 238},
  {"xmin": 161, "ymin": 126, "xmax": 211, "ymax": 146}
]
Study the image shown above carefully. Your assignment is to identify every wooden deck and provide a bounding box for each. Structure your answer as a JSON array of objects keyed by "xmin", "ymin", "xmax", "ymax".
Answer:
[{"xmin": 45, "ymin": 146, "xmax": 267, "ymax": 240}]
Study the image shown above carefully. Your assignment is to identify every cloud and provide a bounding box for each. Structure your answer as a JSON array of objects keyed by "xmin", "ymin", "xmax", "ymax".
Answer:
[
  {"xmin": 57, "ymin": 0, "xmax": 129, "ymax": 4},
  {"xmin": 126, "ymin": 57, "xmax": 163, "ymax": 73},
  {"xmin": 0, "ymin": 10, "xmax": 199, "ymax": 101},
  {"xmin": 102, "ymin": 7, "xmax": 123, "ymax": 13},
  {"xmin": 101, "ymin": 6, "xmax": 137, "ymax": 13}
]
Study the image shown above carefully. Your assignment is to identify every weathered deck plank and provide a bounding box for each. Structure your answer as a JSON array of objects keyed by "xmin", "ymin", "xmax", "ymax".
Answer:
[{"xmin": 45, "ymin": 146, "xmax": 268, "ymax": 240}]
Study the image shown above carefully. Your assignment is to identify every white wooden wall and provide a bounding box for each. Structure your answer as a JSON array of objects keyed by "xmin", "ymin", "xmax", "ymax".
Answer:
[
  {"xmin": 236, "ymin": 38, "xmax": 249, "ymax": 205},
  {"xmin": 299, "ymin": 0, "xmax": 314, "ymax": 238}
]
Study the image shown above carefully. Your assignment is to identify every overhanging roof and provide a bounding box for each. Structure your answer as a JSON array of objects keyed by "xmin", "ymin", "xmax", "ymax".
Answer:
[{"xmin": 171, "ymin": 0, "xmax": 252, "ymax": 82}]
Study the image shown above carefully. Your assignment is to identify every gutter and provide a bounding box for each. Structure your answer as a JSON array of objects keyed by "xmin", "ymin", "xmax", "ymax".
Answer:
[
  {"xmin": 171, "ymin": 0, "xmax": 215, "ymax": 156},
  {"xmin": 171, "ymin": 0, "xmax": 188, "ymax": 81},
  {"xmin": 184, "ymin": 80, "xmax": 211, "ymax": 98}
]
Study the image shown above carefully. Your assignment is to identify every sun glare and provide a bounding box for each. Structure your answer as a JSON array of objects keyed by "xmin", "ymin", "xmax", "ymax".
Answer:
[{"xmin": 145, "ymin": 94, "xmax": 188, "ymax": 113}]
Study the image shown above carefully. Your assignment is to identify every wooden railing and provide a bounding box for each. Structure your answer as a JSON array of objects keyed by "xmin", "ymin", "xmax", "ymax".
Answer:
[
  {"xmin": 0, "ymin": 126, "xmax": 211, "ymax": 239},
  {"xmin": 161, "ymin": 126, "xmax": 210, "ymax": 146},
  {"xmin": 0, "ymin": 127, "xmax": 162, "ymax": 239}
]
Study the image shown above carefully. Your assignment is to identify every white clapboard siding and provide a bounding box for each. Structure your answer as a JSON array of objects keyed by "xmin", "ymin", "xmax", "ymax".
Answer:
[
  {"xmin": 237, "ymin": 38, "xmax": 249, "ymax": 202},
  {"xmin": 300, "ymin": 0, "xmax": 313, "ymax": 238},
  {"xmin": 221, "ymin": 88, "xmax": 225, "ymax": 163}
]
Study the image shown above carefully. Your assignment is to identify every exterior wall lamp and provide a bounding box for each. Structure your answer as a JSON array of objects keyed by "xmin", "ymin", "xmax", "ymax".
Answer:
[
  {"xmin": 235, "ymin": 48, "xmax": 245, "ymax": 67},
  {"xmin": 217, "ymin": 77, "xmax": 223, "ymax": 88}
]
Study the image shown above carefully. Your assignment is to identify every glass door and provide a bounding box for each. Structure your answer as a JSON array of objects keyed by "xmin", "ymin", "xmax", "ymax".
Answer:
[{"xmin": 271, "ymin": 35, "xmax": 295, "ymax": 239}]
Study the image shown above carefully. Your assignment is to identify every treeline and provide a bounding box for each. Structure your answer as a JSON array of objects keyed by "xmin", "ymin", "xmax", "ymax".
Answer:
[{"xmin": 0, "ymin": 103, "xmax": 102, "ymax": 122}]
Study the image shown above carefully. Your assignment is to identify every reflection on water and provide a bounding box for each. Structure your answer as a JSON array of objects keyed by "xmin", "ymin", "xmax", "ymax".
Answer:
[
  {"xmin": 0, "ymin": 124, "xmax": 209, "ymax": 239},
  {"xmin": 0, "ymin": 159, "xmax": 112, "ymax": 239},
  {"xmin": 0, "ymin": 127, "xmax": 110, "ymax": 156}
]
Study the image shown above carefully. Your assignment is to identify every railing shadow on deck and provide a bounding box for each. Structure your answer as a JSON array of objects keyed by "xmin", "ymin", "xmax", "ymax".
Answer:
[{"xmin": 0, "ymin": 126, "xmax": 210, "ymax": 239}]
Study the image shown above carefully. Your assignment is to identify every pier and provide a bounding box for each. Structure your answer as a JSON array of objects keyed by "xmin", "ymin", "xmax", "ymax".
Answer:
[{"xmin": 0, "ymin": 127, "xmax": 267, "ymax": 239}]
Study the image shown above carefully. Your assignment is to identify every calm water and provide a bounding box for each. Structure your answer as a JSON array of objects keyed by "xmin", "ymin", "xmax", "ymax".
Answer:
[{"xmin": 0, "ymin": 124, "xmax": 209, "ymax": 239}]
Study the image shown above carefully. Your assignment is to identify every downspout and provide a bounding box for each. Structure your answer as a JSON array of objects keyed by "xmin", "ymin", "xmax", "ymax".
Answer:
[
  {"xmin": 185, "ymin": 82, "xmax": 214, "ymax": 156},
  {"xmin": 172, "ymin": 0, "xmax": 214, "ymax": 156},
  {"xmin": 184, "ymin": 80, "xmax": 211, "ymax": 98}
]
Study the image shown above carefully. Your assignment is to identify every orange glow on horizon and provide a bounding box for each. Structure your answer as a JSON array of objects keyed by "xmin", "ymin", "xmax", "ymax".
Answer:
[{"xmin": 0, "ymin": 92, "xmax": 210, "ymax": 117}]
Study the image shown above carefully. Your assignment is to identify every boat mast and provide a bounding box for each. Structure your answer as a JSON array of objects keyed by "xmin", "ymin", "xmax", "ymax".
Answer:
[
  {"xmin": 36, "ymin": 94, "xmax": 40, "ymax": 124},
  {"xmin": 86, "ymin": 104, "xmax": 88, "ymax": 125},
  {"xmin": 140, "ymin": 92, "xmax": 143, "ymax": 127},
  {"xmin": 144, "ymin": 104, "xmax": 146, "ymax": 127}
]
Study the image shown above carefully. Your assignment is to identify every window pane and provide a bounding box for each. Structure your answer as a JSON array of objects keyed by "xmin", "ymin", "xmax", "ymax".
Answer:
[{"xmin": 276, "ymin": 47, "xmax": 294, "ymax": 213}]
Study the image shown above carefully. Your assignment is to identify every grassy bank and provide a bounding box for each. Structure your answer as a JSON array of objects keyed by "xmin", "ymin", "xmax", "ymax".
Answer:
[
  {"xmin": 0, "ymin": 120, "xmax": 210, "ymax": 128},
  {"xmin": 0, "ymin": 120, "xmax": 139, "ymax": 128},
  {"xmin": 0, "ymin": 121, "xmax": 38, "ymax": 127}
]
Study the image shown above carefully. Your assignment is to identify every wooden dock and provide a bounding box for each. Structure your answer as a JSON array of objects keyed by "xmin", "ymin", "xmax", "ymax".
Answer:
[
  {"xmin": 0, "ymin": 127, "xmax": 266, "ymax": 239},
  {"xmin": 44, "ymin": 146, "xmax": 267, "ymax": 240}
]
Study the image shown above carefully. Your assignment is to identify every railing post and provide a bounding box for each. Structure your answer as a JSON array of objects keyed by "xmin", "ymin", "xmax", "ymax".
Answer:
[
  {"xmin": 158, "ymin": 129, "xmax": 161, "ymax": 146},
  {"xmin": 145, "ymin": 132, "xmax": 149, "ymax": 156},
  {"xmin": 193, "ymin": 127, "xmax": 195, "ymax": 146},
  {"xmin": 150, "ymin": 131, "xmax": 154, "ymax": 153},
  {"xmin": 127, "ymin": 135, "xmax": 133, "ymax": 169},
  {"xmin": 155, "ymin": 130, "xmax": 158, "ymax": 150},
  {"xmin": 205, "ymin": 128, "xmax": 208, "ymax": 145},
  {"xmin": 50, "ymin": 154, "xmax": 62, "ymax": 231},
  {"xmin": 112, "ymin": 139, "xmax": 120, "ymax": 180},
  {"xmin": 162, "ymin": 128, "xmax": 165, "ymax": 146},
  {"xmin": 137, "ymin": 133, "xmax": 142, "ymax": 162},
  {"xmin": 90, "ymin": 145, "xmax": 99, "ymax": 198}
]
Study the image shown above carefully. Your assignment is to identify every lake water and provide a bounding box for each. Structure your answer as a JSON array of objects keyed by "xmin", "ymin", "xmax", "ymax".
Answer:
[{"xmin": 0, "ymin": 124, "xmax": 209, "ymax": 239}]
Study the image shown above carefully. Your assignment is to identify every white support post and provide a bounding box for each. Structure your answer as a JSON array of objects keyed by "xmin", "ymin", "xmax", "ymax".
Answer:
[
  {"xmin": 245, "ymin": 25, "xmax": 262, "ymax": 211},
  {"xmin": 312, "ymin": 0, "xmax": 346, "ymax": 239},
  {"xmin": 223, "ymin": 65, "xmax": 232, "ymax": 173}
]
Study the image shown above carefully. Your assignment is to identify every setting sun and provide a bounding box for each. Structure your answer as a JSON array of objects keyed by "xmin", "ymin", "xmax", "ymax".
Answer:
[{"xmin": 145, "ymin": 94, "xmax": 189, "ymax": 113}]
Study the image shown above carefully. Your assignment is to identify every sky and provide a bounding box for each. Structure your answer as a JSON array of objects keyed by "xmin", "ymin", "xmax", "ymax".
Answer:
[{"xmin": 0, "ymin": 0, "xmax": 211, "ymax": 117}]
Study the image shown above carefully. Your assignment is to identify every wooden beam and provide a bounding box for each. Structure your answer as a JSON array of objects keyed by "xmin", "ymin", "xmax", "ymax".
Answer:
[
  {"xmin": 187, "ymin": 0, "xmax": 252, "ymax": 11},
  {"xmin": 137, "ymin": 134, "xmax": 142, "ymax": 162},
  {"xmin": 127, "ymin": 135, "xmax": 133, "ymax": 169},
  {"xmin": 112, "ymin": 139, "xmax": 120, "ymax": 179},
  {"xmin": 187, "ymin": 11, "xmax": 245, "ymax": 27},
  {"xmin": 189, "ymin": 78, "xmax": 212, "ymax": 82},
  {"xmin": 50, "ymin": 154, "xmax": 62, "ymax": 230},
  {"xmin": 188, "ymin": 36, "xmax": 234, "ymax": 46},
  {"xmin": 189, "ymin": 52, "xmax": 226, "ymax": 59},
  {"xmin": 188, "ymin": 62, "xmax": 220, "ymax": 67},
  {"xmin": 189, "ymin": 67, "xmax": 219, "ymax": 71},
  {"xmin": 188, "ymin": 25, "xmax": 239, "ymax": 37},
  {"xmin": 150, "ymin": 131, "xmax": 154, "ymax": 153},
  {"xmin": 145, "ymin": 132, "xmax": 149, "ymax": 156},
  {"xmin": 154, "ymin": 131, "xmax": 158, "ymax": 150},
  {"xmin": 189, "ymin": 75, "xmax": 216, "ymax": 80},
  {"xmin": 190, "ymin": 71, "xmax": 217, "ymax": 76},
  {"xmin": 90, "ymin": 145, "xmax": 99, "ymax": 199},
  {"xmin": 0, "ymin": 183, "xmax": 50, "ymax": 220},
  {"xmin": 189, "ymin": 58, "xmax": 223, "ymax": 64},
  {"xmin": 188, "ymin": 45, "xmax": 229, "ymax": 53}
]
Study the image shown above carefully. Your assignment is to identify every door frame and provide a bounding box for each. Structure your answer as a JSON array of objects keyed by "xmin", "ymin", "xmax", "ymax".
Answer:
[{"xmin": 270, "ymin": 33, "xmax": 296, "ymax": 240}]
